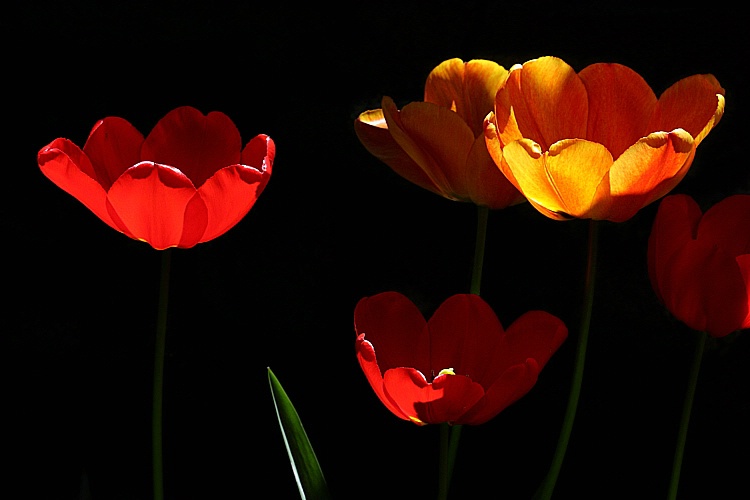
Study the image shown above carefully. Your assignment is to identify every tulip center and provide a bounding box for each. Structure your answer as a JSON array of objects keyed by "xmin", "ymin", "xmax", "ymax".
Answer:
[{"xmin": 437, "ymin": 368, "xmax": 456, "ymax": 377}]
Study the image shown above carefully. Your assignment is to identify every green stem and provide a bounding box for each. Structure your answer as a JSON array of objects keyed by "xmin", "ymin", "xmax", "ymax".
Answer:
[
  {"xmin": 534, "ymin": 219, "xmax": 599, "ymax": 500},
  {"xmin": 470, "ymin": 205, "xmax": 489, "ymax": 296},
  {"xmin": 437, "ymin": 205, "xmax": 489, "ymax": 500},
  {"xmin": 666, "ymin": 331, "xmax": 706, "ymax": 500},
  {"xmin": 153, "ymin": 249, "xmax": 171, "ymax": 500}
]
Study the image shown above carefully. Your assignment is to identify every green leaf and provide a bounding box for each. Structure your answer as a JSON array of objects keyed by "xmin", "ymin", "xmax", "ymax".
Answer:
[{"xmin": 268, "ymin": 367, "xmax": 332, "ymax": 500}]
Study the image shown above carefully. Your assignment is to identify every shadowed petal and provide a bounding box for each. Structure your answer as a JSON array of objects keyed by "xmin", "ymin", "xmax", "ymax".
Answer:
[
  {"xmin": 464, "ymin": 134, "xmax": 524, "ymax": 209},
  {"xmin": 141, "ymin": 106, "xmax": 242, "ymax": 188},
  {"xmin": 83, "ymin": 117, "xmax": 145, "ymax": 189},
  {"xmin": 698, "ymin": 195, "xmax": 750, "ymax": 257},
  {"xmin": 354, "ymin": 108, "xmax": 443, "ymax": 196},
  {"xmin": 458, "ymin": 361, "xmax": 537, "ymax": 425}
]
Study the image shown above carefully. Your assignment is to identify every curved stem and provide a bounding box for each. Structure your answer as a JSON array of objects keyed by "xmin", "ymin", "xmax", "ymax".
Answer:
[
  {"xmin": 153, "ymin": 249, "xmax": 171, "ymax": 500},
  {"xmin": 667, "ymin": 331, "xmax": 706, "ymax": 500},
  {"xmin": 534, "ymin": 219, "xmax": 599, "ymax": 500}
]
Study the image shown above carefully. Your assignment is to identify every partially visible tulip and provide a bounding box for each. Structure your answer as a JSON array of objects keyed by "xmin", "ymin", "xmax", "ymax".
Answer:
[
  {"xmin": 355, "ymin": 291, "xmax": 567, "ymax": 425},
  {"xmin": 648, "ymin": 194, "xmax": 750, "ymax": 337},
  {"xmin": 484, "ymin": 56, "xmax": 725, "ymax": 222},
  {"xmin": 38, "ymin": 106, "xmax": 274, "ymax": 250},
  {"xmin": 354, "ymin": 58, "xmax": 525, "ymax": 209}
]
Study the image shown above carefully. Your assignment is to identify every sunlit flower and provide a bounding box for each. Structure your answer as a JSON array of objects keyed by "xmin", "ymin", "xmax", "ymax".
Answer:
[
  {"xmin": 38, "ymin": 105, "xmax": 274, "ymax": 250},
  {"xmin": 648, "ymin": 194, "xmax": 750, "ymax": 337},
  {"xmin": 355, "ymin": 291, "xmax": 567, "ymax": 425},
  {"xmin": 484, "ymin": 56, "xmax": 725, "ymax": 222},
  {"xmin": 354, "ymin": 58, "xmax": 525, "ymax": 209}
]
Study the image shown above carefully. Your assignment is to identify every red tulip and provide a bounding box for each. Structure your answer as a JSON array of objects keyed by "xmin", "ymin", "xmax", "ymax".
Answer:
[
  {"xmin": 354, "ymin": 58, "xmax": 525, "ymax": 209},
  {"xmin": 484, "ymin": 56, "xmax": 725, "ymax": 222},
  {"xmin": 355, "ymin": 292, "xmax": 567, "ymax": 425},
  {"xmin": 38, "ymin": 106, "xmax": 274, "ymax": 250},
  {"xmin": 648, "ymin": 194, "xmax": 750, "ymax": 337}
]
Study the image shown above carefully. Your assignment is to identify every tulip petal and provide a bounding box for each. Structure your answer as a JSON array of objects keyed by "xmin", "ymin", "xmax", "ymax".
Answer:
[
  {"xmin": 356, "ymin": 334, "xmax": 412, "ymax": 422},
  {"xmin": 609, "ymin": 130, "xmax": 694, "ymax": 222},
  {"xmin": 382, "ymin": 97, "xmax": 473, "ymax": 200},
  {"xmin": 464, "ymin": 134, "xmax": 524, "ymax": 209},
  {"xmin": 661, "ymin": 239, "xmax": 749, "ymax": 337},
  {"xmin": 698, "ymin": 194, "xmax": 750, "ymax": 257},
  {"xmin": 495, "ymin": 56, "xmax": 587, "ymax": 150},
  {"xmin": 427, "ymin": 294, "xmax": 503, "ymax": 384},
  {"xmin": 196, "ymin": 164, "xmax": 269, "ymax": 245},
  {"xmin": 502, "ymin": 138, "xmax": 614, "ymax": 220},
  {"xmin": 354, "ymin": 108, "xmax": 444, "ymax": 196},
  {"xmin": 38, "ymin": 138, "xmax": 120, "ymax": 232},
  {"xmin": 648, "ymin": 194, "xmax": 703, "ymax": 304},
  {"xmin": 383, "ymin": 368, "xmax": 485, "ymax": 425},
  {"xmin": 736, "ymin": 254, "xmax": 750, "ymax": 330},
  {"xmin": 141, "ymin": 106, "xmax": 242, "ymax": 188},
  {"xmin": 425, "ymin": 58, "xmax": 509, "ymax": 137},
  {"xmin": 579, "ymin": 63, "xmax": 657, "ymax": 159},
  {"xmin": 353, "ymin": 292, "xmax": 430, "ymax": 374},
  {"xmin": 83, "ymin": 117, "xmax": 145, "ymax": 189},
  {"xmin": 457, "ymin": 361, "xmax": 537, "ymax": 425},
  {"xmin": 650, "ymin": 74, "xmax": 726, "ymax": 146},
  {"xmin": 106, "ymin": 162, "xmax": 199, "ymax": 250}
]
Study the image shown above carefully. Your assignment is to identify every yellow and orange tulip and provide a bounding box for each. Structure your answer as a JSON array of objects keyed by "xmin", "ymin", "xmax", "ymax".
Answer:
[
  {"xmin": 355, "ymin": 58, "xmax": 525, "ymax": 209},
  {"xmin": 484, "ymin": 56, "xmax": 725, "ymax": 222}
]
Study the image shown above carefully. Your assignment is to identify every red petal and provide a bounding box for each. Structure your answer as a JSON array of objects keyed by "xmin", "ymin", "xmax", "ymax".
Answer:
[
  {"xmin": 82, "ymin": 116, "xmax": 145, "ymax": 190},
  {"xmin": 196, "ymin": 164, "xmax": 269, "ymax": 244},
  {"xmin": 355, "ymin": 334, "xmax": 411, "ymax": 422},
  {"xmin": 427, "ymin": 294, "xmax": 503, "ymax": 385},
  {"xmin": 383, "ymin": 368, "xmax": 484, "ymax": 425},
  {"xmin": 353, "ymin": 292, "xmax": 430, "ymax": 374},
  {"xmin": 458, "ymin": 361, "xmax": 538, "ymax": 425},
  {"xmin": 38, "ymin": 138, "xmax": 120, "ymax": 232},
  {"xmin": 106, "ymin": 162, "xmax": 199, "ymax": 250},
  {"xmin": 698, "ymin": 195, "xmax": 750, "ymax": 257},
  {"xmin": 141, "ymin": 106, "xmax": 242, "ymax": 188}
]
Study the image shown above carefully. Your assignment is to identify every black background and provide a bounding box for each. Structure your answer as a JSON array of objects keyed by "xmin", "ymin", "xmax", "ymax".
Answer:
[{"xmin": 3, "ymin": 2, "xmax": 748, "ymax": 499}]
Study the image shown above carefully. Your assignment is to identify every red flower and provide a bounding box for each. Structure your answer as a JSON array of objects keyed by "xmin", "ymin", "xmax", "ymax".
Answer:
[
  {"xmin": 355, "ymin": 292, "xmax": 567, "ymax": 425},
  {"xmin": 648, "ymin": 194, "xmax": 750, "ymax": 337},
  {"xmin": 354, "ymin": 58, "xmax": 525, "ymax": 209},
  {"xmin": 38, "ymin": 106, "xmax": 274, "ymax": 250}
]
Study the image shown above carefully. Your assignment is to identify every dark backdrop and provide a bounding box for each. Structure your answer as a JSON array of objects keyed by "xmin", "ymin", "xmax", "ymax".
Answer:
[{"xmin": 4, "ymin": 2, "xmax": 748, "ymax": 499}]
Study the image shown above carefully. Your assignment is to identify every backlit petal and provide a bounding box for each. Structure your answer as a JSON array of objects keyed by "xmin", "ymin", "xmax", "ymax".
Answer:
[
  {"xmin": 457, "ymin": 361, "xmax": 537, "ymax": 425},
  {"xmin": 106, "ymin": 162, "xmax": 198, "ymax": 250},
  {"xmin": 608, "ymin": 130, "xmax": 694, "ymax": 222},
  {"xmin": 354, "ymin": 108, "xmax": 444, "ymax": 196},
  {"xmin": 141, "ymin": 106, "xmax": 242, "ymax": 188},
  {"xmin": 353, "ymin": 292, "xmax": 430, "ymax": 374},
  {"xmin": 496, "ymin": 56, "xmax": 587, "ymax": 150},
  {"xmin": 356, "ymin": 334, "xmax": 411, "ymax": 422},
  {"xmin": 37, "ymin": 139, "xmax": 119, "ymax": 231},
  {"xmin": 579, "ymin": 63, "xmax": 657, "ymax": 159},
  {"xmin": 464, "ymin": 134, "xmax": 524, "ymax": 209},
  {"xmin": 383, "ymin": 97, "xmax": 474, "ymax": 199},
  {"xmin": 427, "ymin": 294, "xmax": 503, "ymax": 385},
  {"xmin": 83, "ymin": 117, "xmax": 145, "ymax": 190}
]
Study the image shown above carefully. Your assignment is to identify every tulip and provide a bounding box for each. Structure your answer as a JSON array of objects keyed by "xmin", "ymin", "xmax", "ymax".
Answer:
[
  {"xmin": 355, "ymin": 291, "xmax": 567, "ymax": 425},
  {"xmin": 38, "ymin": 105, "xmax": 274, "ymax": 250},
  {"xmin": 484, "ymin": 56, "xmax": 725, "ymax": 222},
  {"xmin": 354, "ymin": 58, "xmax": 525, "ymax": 209},
  {"xmin": 648, "ymin": 194, "xmax": 750, "ymax": 337}
]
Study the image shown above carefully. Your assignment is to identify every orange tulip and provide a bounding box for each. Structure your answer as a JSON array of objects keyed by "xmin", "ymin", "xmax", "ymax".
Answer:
[
  {"xmin": 484, "ymin": 56, "xmax": 725, "ymax": 222},
  {"xmin": 354, "ymin": 58, "xmax": 525, "ymax": 209}
]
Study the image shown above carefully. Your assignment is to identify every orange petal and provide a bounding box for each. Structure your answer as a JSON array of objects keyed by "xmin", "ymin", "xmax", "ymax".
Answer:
[
  {"xmin": 383, "ymin": 96, "xmax": 474, "ymax": 200},
  {"xmin": 464, "ymin": 134, "xmax": 524, "ymax": 209},
  {"xmin": 354, "ymin": 107, "xmax": 445, "ymax": 196},
  {"xmin": 608, "ymin": 130, "xmax": 694, "ymax": 222},
  {"xmin": 649, "ymin": 74, "xmax": 726, "ymax": 146},
  {"xmin": 496, "ymin": 56, "xmax": 588, "ymax": 151},
  {"xmin": 425, "ymin": 58, "xmax": 509, "ymax": 137},
  {"xmin": 579, "ymin": 63, "xmax": 657, "ymax": 159},
  {"xmin": 502, "ymin": 138, "xmax": 614, "ymax": 220}
]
